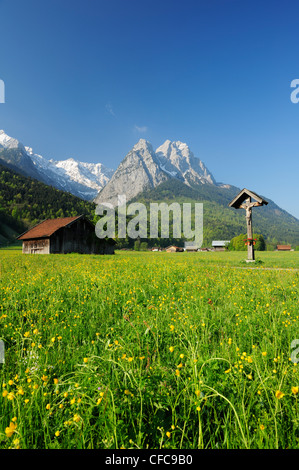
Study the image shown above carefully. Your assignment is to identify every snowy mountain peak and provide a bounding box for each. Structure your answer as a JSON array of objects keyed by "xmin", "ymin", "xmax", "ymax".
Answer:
[
  {"xmin": 155, "ymin": 140, "xmax": 215, "ymax": 185},
  {"xmin": 94, "ymin": 139, "xmax": 219, "ymax": 207},
  {"xmin": 0, "ymin": 130, "xmax": 23, "ymax": 150},
  {"xmin": 29, "ymin": 149, "xmax": 114, "ymax": 200},
  {"xmin": 62, "ymin": 157, "xmax": 76, "ymax": 163},
  {"xmin": 133, "ymin": 139, "xmax": 153, "ymax": 152}
]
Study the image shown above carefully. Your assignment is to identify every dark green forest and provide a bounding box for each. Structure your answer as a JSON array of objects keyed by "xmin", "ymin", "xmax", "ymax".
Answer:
[{"xmin": 0, "ymin": 164, "xmax": 95, "ymax": 245}]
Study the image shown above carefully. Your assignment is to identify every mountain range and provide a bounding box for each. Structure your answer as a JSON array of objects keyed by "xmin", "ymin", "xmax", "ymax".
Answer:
[{"xmin": 0, "ymin": 129, "xmax": 298, "ymax": 246}]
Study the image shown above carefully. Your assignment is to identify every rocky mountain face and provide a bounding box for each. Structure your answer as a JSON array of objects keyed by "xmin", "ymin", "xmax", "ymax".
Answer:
[
  {"xmin": 0, "ymin": 130, "xmax": 114, "ymax": 200},
  {"xmin": 155, "ymin": 140, "xmax": 216, "ymax": 186},
  {"xmin": 0, "ymin": 130, "xmax": 41, "ymax": 180},
  {"xmin": 94, "ymin": 138, "xmax": 222, "ymax": 206},
  {"xmin": 94, "ymin": 140, "xmax": 170, "ymax": 207}
]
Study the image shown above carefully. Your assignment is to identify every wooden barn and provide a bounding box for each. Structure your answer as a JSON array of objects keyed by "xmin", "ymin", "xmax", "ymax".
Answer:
[
  {"xmin": 17, "ymin": 215, "xmax": 115, "ymax": 255},
  {"xmin": 212, "ymin": 240, "xmax": 230, "ymax": 251}
]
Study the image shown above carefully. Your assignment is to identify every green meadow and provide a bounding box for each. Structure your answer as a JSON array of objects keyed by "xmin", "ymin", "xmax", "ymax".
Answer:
[{"xmin": 0, "ymin": 250, "xmax": 298, "ymax": 449}]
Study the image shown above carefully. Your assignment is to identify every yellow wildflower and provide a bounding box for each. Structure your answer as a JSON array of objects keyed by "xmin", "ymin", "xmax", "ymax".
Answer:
[
  {"xmin": 275, "ymin": 390, "xmax": 285, "ymax": 399},
  {"xmin": 13, "ymin": 438, "xmax": 20, "ymax": 448},
  {"xmin": 5, "ymin": 422, "xmax": 17, "ymax": 438}
]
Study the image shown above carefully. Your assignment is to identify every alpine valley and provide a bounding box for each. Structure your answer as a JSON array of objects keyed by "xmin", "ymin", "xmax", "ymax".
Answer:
[{"xmin": 0, "ymin": 130, "xmax": 298, "ymax": 247}]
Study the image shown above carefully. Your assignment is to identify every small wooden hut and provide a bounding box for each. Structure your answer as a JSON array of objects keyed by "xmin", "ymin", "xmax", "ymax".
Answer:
[
  {"xmin": 165, "ymin": 245, "xmax": 184, "ymax": 252},
  {"xmin": 276, "ymin": 245, "xmax": 291, "ymax": 251},
  {"xmin": 17, "ymin": 215, "xmax": 115, "ymax": 255},
  {"xmin": 212, "ymin": 241, "xmax": 230, "ymax": 251}
]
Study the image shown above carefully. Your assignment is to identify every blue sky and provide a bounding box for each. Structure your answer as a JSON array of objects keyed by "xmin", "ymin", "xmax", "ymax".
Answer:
[{"xmin": 0, "ymin": 0, "xmax": 299, "ymax": 218}]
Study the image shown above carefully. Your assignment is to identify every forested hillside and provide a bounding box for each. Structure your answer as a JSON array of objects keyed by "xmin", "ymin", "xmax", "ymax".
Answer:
[
  {"xmin": 129, "ymin": 179, "xmax": 299, "ymax": 248},
  {"xmin": 0, "ymin": 164, "xmax": 96, "ymax": 245}
]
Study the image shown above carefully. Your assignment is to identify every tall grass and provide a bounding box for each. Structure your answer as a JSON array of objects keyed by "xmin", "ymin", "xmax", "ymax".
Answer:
[{"xmin": 0, "ymin": 251, "xmax": 298, "ymax": 448}]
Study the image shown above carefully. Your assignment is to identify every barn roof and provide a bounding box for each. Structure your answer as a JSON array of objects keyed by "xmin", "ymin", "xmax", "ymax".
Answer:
[
  {"xmin": 17, "ymin": 215, "xmax": 84, "ymax": 240},
  {"xmin": 212, "ymin": 240, "xmax": 230, "ymax": 246},
  {"xmin": 229, "ymin": 188, "xmax": 268, "ymax": 209}
]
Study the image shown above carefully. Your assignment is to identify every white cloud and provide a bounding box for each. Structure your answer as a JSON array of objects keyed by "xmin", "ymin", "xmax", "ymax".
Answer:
[
  {"xmin": 105, "ymin": 103, "xmax": 115, "ymax": 116},
  {"xmin": 134, "ymin": 125, "xmax": 148, "ymax": 133}
]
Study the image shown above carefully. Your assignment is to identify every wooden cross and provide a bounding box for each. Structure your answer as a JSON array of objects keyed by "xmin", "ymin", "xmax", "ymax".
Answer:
[{"xmin": 229, "ymin": 189, "xmax": 268, "ymax": 262}]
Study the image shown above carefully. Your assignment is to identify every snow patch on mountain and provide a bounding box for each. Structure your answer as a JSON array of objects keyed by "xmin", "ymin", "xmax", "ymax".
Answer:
[
  {"xmin": 0, "ymin": 129, "xmax": 23, "ymax": 150},
  {"xmin": 155, "ymin": 140, "xmax": 216, "ymax": 186},
  {"xmin": 25, "ymin": 147, "xmax": 114, "ymax": 200}
]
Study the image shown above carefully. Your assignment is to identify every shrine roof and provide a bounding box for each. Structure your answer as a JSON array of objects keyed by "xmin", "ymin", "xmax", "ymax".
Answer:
[{"xmin": 228, "ymin": 188, "xmax": 268, "ymax": 209}]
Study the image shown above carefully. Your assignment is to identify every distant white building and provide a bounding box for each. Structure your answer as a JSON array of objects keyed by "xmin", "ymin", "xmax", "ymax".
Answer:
[{"xmin": 212, "ymin": 240, "xmax": 230, "ymax": 251}]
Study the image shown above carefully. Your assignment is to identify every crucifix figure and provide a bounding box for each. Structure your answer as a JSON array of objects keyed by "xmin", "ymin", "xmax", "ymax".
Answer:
[{"xmin": 229, "ymin": 189, "xmax": 268, "ymax": 262}]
